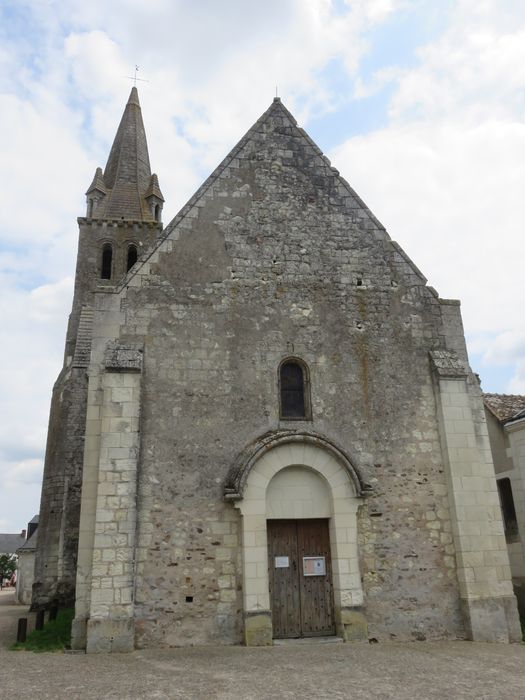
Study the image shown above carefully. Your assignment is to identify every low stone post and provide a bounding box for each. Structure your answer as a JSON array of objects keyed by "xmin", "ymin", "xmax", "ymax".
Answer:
[{"xmin": 17, "ymin": 618, "xmax": 27, "ymax": 643}]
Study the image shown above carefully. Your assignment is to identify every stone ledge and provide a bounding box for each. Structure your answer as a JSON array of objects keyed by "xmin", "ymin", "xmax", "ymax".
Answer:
[
  {"xmin": 430, "ymin": 350, "xmax": 468, "ymax": 379},
  {"xmin": 104, "ymin": 342, "xmax": 143, "ymax": 373}
]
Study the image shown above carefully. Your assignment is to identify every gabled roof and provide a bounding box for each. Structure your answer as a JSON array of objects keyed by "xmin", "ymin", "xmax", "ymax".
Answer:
[
  {"xmin": 483, "ymin": 393, "xmax": 525, "ymax": 423},
  {"xmin": 115, "ymin": 97, "xmax": 430, "ymax": 293},
  {"xmin": 0, "ymin": 533, "xmax": 25, "ymax": 554},
  {"xmin": 161, "ymin": 97, "xmax": 389, "ymax": 239}
]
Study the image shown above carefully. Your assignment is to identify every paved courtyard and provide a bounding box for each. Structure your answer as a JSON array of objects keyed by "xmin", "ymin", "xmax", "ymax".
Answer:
[{"xmin": 1, "ymin": 590, "xmax": 524, "ymax": 699}]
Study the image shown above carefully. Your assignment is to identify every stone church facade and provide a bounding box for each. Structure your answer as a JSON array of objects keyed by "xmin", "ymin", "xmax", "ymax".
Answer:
[{"xmin": 33, "ymin": 88, "xmax": 521, "ymax": 652}]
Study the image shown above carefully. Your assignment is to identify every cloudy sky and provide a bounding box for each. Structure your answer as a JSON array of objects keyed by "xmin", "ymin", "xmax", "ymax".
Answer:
[{"xmin": 1, "ymin": 0, "xmax": 524, "ymax": 532}]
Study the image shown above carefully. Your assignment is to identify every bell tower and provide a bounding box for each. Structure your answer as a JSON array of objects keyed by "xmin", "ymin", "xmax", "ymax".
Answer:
[
  {"xmin": 65, "ymin": 86, "xmax": 164, "ymax": 361},
  {"xmin": 33, "ymin": 88, "xmax": 164, "ymax": 608}
]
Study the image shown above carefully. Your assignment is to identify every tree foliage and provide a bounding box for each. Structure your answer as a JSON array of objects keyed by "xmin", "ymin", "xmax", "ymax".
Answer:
[{"xmin": 0, "ymin": 553, "xmax": 17, "ymax": 585}]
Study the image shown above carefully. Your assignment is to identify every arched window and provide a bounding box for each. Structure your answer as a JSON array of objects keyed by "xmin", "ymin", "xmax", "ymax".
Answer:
[
  {"xmin": 279, "ymin": 359, "xmax": 310, "ymax": 419},
  {"xmin": 101, "ymin": 244, "xmax": 113, "ymax": 280},
  {"xmin": 87, "ymin": 198, "xmax": 93, "ymax": 217},
  {"xmin": 126, "ymin": 244, "xmax": 138, "ymax": 272},
  {"xmin": 154, "ymin": 204, "xmax": 161, "ymax": 222}
]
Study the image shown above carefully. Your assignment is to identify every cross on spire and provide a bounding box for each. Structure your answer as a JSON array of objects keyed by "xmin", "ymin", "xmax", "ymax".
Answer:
[{"xmin": 126, "ymin": 65, "xmax": 149, "ymax": 87}]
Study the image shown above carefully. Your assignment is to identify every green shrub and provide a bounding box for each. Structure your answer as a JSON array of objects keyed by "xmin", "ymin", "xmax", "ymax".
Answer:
[{"xmin": 11, "ymin": 608, "xmax": 74, "ymax": 652}]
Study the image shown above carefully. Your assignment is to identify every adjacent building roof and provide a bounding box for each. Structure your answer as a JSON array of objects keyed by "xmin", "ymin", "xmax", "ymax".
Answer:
[
  {"xmin": 17, "ymin": 531, "xmax": 37, "ymax": 553},
  {"xmin": 0, "ymin": 533, "xmax": 25, "ymax": 554},
  {"xmin": 483, "ymin": 393, "xmax": 525, "ymax": 423}
]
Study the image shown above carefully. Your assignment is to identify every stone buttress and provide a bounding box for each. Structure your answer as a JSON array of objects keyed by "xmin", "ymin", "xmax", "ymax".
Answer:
[{"xmin": 430, "ymin": 304, "xmax": 521, "ymax": 642}]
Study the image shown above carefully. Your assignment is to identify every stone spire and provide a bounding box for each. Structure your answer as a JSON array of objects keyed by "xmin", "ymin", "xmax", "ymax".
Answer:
[{"xmin": 85, "ymin": 87, "xmax": 163, "ymax": 221}]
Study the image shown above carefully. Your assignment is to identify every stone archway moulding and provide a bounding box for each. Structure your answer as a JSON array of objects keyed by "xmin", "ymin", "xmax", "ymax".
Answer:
[{"xmin": 224, "ymin": 429, "xmax": 371, "ymax": 502}]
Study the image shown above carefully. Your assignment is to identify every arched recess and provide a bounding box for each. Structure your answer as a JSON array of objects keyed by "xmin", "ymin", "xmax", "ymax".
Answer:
[
  {"xmin": 233, "ymin": 439, "xmax": 367, "ymax": 646},
  {"xmin": 126, "ymin": 244, "xmax": 138, "ymax": 272},
  {"xmin": 100, "ymin": 243, "xmax": 113, "ymax": 280}
]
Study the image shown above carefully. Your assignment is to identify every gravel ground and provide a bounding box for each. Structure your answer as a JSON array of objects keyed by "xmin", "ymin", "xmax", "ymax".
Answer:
[{"xmin": 1, "ymin": 590, "xmax": 524, "ymax": 700}]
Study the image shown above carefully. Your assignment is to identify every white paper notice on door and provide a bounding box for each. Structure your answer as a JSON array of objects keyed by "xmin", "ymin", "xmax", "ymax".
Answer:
[
  {"xmin": 275, "ymin": 556, "xmax": 289, "ymax": 568},
  {"xmin": 303, "ymin": 556, "xmax": 326, "ymax": 576}
]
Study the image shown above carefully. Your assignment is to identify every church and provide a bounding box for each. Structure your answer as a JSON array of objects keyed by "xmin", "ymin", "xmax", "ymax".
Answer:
[{"xmin": 33, "ymin": 88, "xmax": 521, "ymax": 652}]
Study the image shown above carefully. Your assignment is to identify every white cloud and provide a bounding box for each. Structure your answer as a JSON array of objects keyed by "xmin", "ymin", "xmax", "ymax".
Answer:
[
  {"xmin": 29, "ymin": 278, "xmax": 74, "ymax": 323},
  {"xmin": 509, "ymin": 365, "xmax": 525, "ymax": 393},
  {"xmin": 4, "ymin": 459, "xmax": 44, "ymax": 490},
  {"xmin": 3, "ymin": 0, "xmax": 399, "ymax": 533},
  {"xmin": 1, "ymin": 0, "xmax": 525, "ymax": 531},
  {"xmin": 480, "ymin": 331, "xmax": 525, "ymax": 393},
  {"xmin": 0, "ymin": 92, "xmax": 93, "ymax": 247},
  {"xmin": 52, "ymin": 0, "xmax": 399, "ymax": 182},
  {"xmin": 0, "ymin": 277, "xmax": 72, "ymax": 529},
  {"xmin": 331, "ymin": 120, "xmax": 525, "ymax": 335},
  {"xmin": 353, "ymin": 0, "xmax": 403, "ymax": 23},
  {"xmin": 483, "ymin": 331, "xmax": 525, "ymax": 366},
  {"xmin": 332, "ymin": 0, "xmax": 525, "ymax": 388},
  {"xmin": 389, "ymin": 29, "xmax": 525, "ymax": 123}
]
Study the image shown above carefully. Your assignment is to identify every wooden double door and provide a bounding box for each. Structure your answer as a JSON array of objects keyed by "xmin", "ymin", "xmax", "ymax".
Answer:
[{"xmin": 267, "ymin": 519, "xmax": 335, "ymax": 639}]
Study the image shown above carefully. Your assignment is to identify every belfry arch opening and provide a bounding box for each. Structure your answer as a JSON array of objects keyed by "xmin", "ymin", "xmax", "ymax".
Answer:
[
  {"xmin": 126, "ymin": 244, "xmax": 138, "ymax": 272},
  {"xmin": 100, "ymin": 244, "xmax": 113, "ymax": 280}
]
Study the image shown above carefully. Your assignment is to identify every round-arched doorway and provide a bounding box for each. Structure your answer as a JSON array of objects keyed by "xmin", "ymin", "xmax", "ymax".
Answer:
[{"xmin": 233, "ymin": 439, "xmax": 366, "ymax": 645}]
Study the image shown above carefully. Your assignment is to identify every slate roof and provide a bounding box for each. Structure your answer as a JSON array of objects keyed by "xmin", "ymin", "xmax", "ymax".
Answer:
[
  {"xmin": 88, "ymin": 87, "xmax": 163, "ymax": 221},
  {"xmin": 0, "ymin": 533, "xmax": 25, "ymax": 554},
  {"xmin": 17, "ymin": 531, "xmax": 37, "ymax": 552},
  {"xmin": 483, "ymin": 393, "xmax": 525, "ymax": 423}
]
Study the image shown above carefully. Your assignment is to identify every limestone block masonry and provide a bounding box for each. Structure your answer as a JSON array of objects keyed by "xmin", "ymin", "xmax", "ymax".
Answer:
[
  {"xmin": 35, "ymin": 88, "xmax": 520, "ymax": 651},
  {"xmin": 431, "ymin": 350, "xmax": 521, "ymax": 642},
  {"xmin": 72, "ymin": 344, "xmax": 143, "ymax": 652}
]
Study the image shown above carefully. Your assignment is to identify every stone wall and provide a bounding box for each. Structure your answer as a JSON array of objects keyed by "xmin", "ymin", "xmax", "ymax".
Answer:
[
  {"xmin": 73, "ymin": 99, "xmax": 518, "ymax": 648},
  {"xmin": 488, "ymin": 416, "xmax": 525, "ymax": 614},
  {"xmin": 16, "ymin": 550, "xmax": 35, "ymax": 605},
  {"xmin": 33, "ymin": 366, "xmax": 87, "ymax": 608},
  {"xmin": 83, "ymin": 100, "xmax": 465, "ymax": 645},
  {"xmin": 33, "ymin": 218, "xmax": 161, "ymax": 611},
  {"xmin": 485, "ymin": 410, "xmax": 513, "ymax": 475}
]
